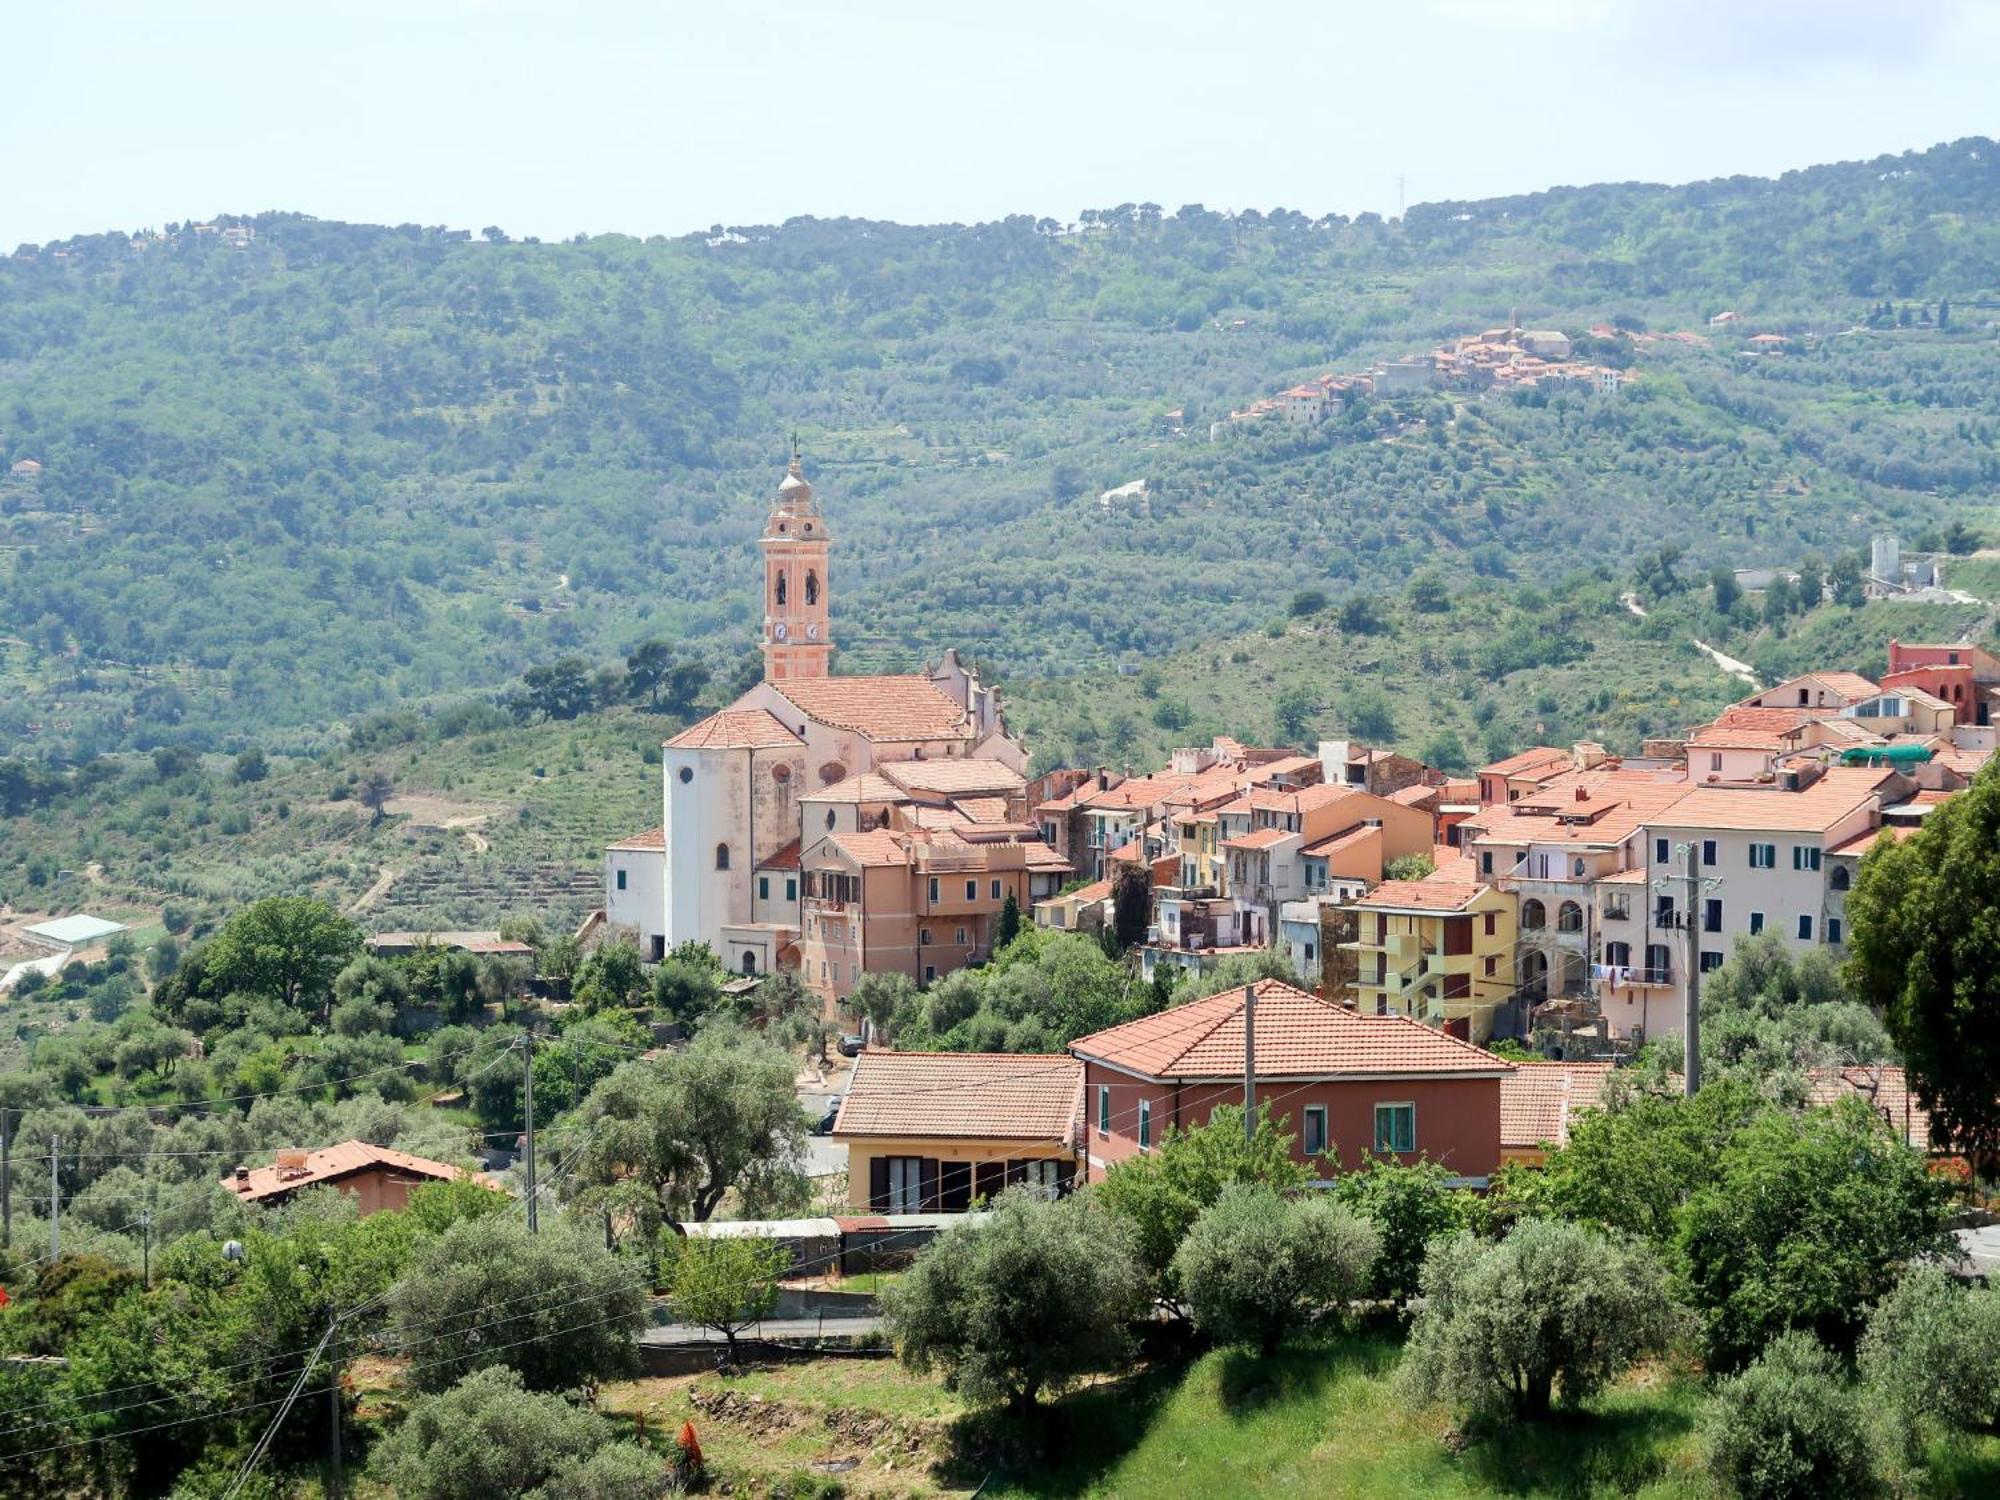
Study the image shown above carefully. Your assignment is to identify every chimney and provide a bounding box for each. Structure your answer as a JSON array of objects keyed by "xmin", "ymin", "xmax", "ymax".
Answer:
[
  {"xmin": 233, "ymin": 1165, "xmax": 249, "ymax": 1184},
  {"xmin": 1574, "ymin": 785, "xmax": 1589, "ymax": 802}
]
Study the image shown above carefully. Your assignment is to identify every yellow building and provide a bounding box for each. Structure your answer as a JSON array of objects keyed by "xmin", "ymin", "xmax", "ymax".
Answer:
[
  {"xmin": 1340, "ymin": 879, "xmax": 1518, "ymax": 1042},
  {"xmin": 832, "ymin": 1050, "xmax": 1082, "ymax": 1211}
]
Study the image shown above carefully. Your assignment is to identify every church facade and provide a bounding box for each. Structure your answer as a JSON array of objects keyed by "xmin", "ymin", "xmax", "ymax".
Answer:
[{"xmin": 604, "ymin": 454, "xmax": 1038, "ymax": 998}]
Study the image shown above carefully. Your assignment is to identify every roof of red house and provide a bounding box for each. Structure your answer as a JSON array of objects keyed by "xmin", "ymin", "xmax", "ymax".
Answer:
[
  {"xmin": 823, "ymin": 829, "xmax": 915, "ymax": 868},
  {"xmin": 1710, "ymin": 706, "xmax": 1815, "ymax": 733},
  {"xmin": 666, "ymin": 708, "xmax": 804, "ymax": 751},
  {"xmin": 1825, "ymin": 824, "xmax": 1917, "ymax": 858},
  {"xmin": 1387, "ymin": 784, "xmax": 1439, "ymax": 807},
  {"xmin": 880, "ymin": 759, "xmax": 1025, "ymax": 796},
  {"xmin": 1480, "ymin": 746, "xmax": 1571, "ymax": 779},
  {"xmin": 1070, "ymin": 978, "xmax": 1515, "ymax": 1081},
  {"xmin": 833, "ymin": 1051, "xmax": 1082, "ymax": 1143},
  {"xmin": 770, "ymin": 675, "xmax": 972, "ymax": 742},
  {"xmin": 607, "ymin": 826, "xmax": 666, "ymax": 851},
  {"xmin": 1302, "ymin": 825, "xmax": 1379, "ymax": 859},
  {"xmin": 1352, "ymin": 878, "xmax": 1486, "ymax": 913},
  {"xmin": 1500, "ymin": 1062, "xmax": 1614, "ymax": 1149},
  {"xmin": 1804, "ymin": 1065, "xmax": 1931, "ymax": 1151},
  {"xmin": 1055, "ymin": 877, "xmax": 1114, "ymax": 904},
  {"xmin": 756, "ymin": 839, "xmax": 802, "ymax": 871},
  {"xmin": 223, "ymin": 1141, "xmax": 484, "ymax": 1203}
]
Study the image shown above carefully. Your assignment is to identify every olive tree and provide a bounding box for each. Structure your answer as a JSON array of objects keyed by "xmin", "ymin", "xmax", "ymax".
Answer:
[
  {"xmin": 884, "ymin": 1187, "xmax": 1146, "ymax": 1413},
  {"xmin": 1401, "ymin": 1219, "xmax": 1677, "ymax": 1419},
  {"xmin": 1170, "ymin": 1184, "xmax": 1379, "ymax": 1355},
  {"xmin": 1705, "ymin": 1331, "xmax": 1877, "ymax": 1500},
  {"xmin": 662, "ymin": 1233, "xmax": 790, "ymax": 1364},
  {"xmin": 1858, "ymin": 1266, "xmax": 2000, "ymax": 1463}
]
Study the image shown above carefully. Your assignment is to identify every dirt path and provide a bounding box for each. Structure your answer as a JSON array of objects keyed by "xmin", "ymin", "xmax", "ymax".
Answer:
[
  {"xmin": 347, "ymin": 865, "xmax": 400, "ymax": 915},
  {"xmin": 1692, "ymin": 638, "xmax": 1759, "ymax": 690}
]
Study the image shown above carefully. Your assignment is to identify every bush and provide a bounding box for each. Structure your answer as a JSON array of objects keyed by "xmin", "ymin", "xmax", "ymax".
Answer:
[
  {"xmin": 1705, "ymin": 1331, "xmax": 1877, "ymax": 1500},
  {"xmin": 1858, "ymin": 1266, "xmax": 2000, "ymax": 1462},
  {"xmin": 1328, "ymin": 1158, "xmax": 1470, "ymax": 1303},
  {"xmin": 1401, "ymin": 1220, "xmax": 1677, "ymax": 1419},
  {"xmin": 883, "ymin": 1187, "xmax": 1146, "ymax": 1412},
  {"xmin": 1170, "ymin": 1183, "xmax": 1379, "ymax": 1354}
]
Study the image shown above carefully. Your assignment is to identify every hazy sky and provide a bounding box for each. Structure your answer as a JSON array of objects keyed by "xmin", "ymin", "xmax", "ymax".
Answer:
[{"xmin": 9, "ymin": 0, "xmax": 1996, "ymax": 247}]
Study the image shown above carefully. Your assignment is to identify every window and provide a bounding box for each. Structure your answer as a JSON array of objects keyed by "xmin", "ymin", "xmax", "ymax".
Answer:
[
  {"xmin": 1521, "ymin": 899, "xmax": 1546, "ymax": 931},
  {"xmin": 1558, "ymin": 901, "xmax": 1583, "ymax": 933},
  {"xmin": 1703, "ymin": 898, "xmax": 1722, "ymax": 933},
  {"xmin": 1749, "ymin": 843, "xmax": 1776, "ymax": 869},
  {"xmin": 1702, "ymin": 839, "xmax": 1718, "ymax": 866},
  {"xmin": 678, "ymin": 766, "xmax": 693, "ymax": 784},
  {"xmin": 1797, "ymin": 914, "xmax": 1814, "ymax": 940},
  {"xmin": 1483, "ymin": 912, "xmax": 1497, "ymax": 937},
  {"xmin": 804, "ymin": 570, "xmax": 819, "ymax": 606},
  {"xmin": 758, "ymin": 875, "xmax": 770, "ymax": 901},
  {"xmin": 1749, "ymin": 911, "xmax": 1765, "ymax": 935},
  {"xmin": 1303, "ymin": 1106, "xmax": 1328, "ymax": 1156},
  {"xmin": 1374, "ymin": 1103, "xmax": 1416, "ymax": 1155},
  {"xmin": 919, "ymin": 927, "xmax": 933, "ymax": 945},
  {"xmin": 991, "ymin": 879, "xmax": 1002, "ymax": 900},
  {"xmin": 928, "ymin": 877, "xmax": 940, "ymax": 902},
  {"xmin": 775, "ymin": 571, "xmax": 787, "ymax": 606},
  {"xmin": 1573, "ymin": 857, "xmax": 1586, "ymax": 878},
  {"xmin": 1829, "ymin": 866, "xmax": 1850, "ymax": 892},
  {"xmin": 1792, "ymin": 845, "xmax": 1821, "ymax": 872},
  {"xmin": 1708, "ymin": 752, "xmax": 1723, "ymax": 773},
  {"xmin": 1700, "ymin": 951, "xmax": 1724, "ymax": 973},
  {"xmin": 714, "ymin": 843, "xmax": 730, "ymax": 871},
  {"xmin": 1019, "ymin": 1159, "xmax": 1061, "ymax": 1197},
  {"xmin": 1604, "ymin": 894, "xmax": 1630, "ymax": 921},
  {"xmin": 785, "ymin": 877, "xmax": 797, "ymax": 902},
  {"xmin": 885, "ymin": 1157, "xmax": 924, "ymax": 1214},
  {"xmin": 1484, "ymin": 955, "xmax": 1498, "ymax": 976},
  {"xmin": 954, "ymin": 926, "xmax": 967, "ymax": 945},
  {"xmin": 1655, "ymin": 894, "xmax": 1676, "ymax": 926},
  {"xmin": 1828, "ymin": 917, "xmax": 1844, "ymax": 945},
  {"xmin": 1097, "ymin": 1084, "xmax": 1110, "ymax": 1137},
  {"xmin": 1138, "ymin": 1100, "xmax": 1152, "ymax": 1152},
  {"xmin": 1480, "ymin": 851, "xmax": 1494, "ymax": 875},
  {"xmin": 1654, "ymin": 837, "xmax": 1669, "ymax": 864},
  {"xmin": 615, "ymin": 869, "xmax": 627, "ymax": 892},
  {"xmin": 1644, "ymin": 943, "xmax": 1671, "ymax": 981},
  {"xmin": 1603, "ymin": 940, "xmax": 1631, "ymax": 968},
  {"xmin": 965, "ymin": 879, "xmax": 977, "ymax": 901},
  {"xmin": 923, "ymin": 964, "xmax": 937, "ymax": 983},
  {"xmin": 743, "ymin": 951, "xmax": 758, "ymax": 975}
]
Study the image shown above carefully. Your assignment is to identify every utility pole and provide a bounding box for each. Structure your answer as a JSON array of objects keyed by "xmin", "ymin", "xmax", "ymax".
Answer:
[
  {"xmin": 48, "ymin": 1136, "xmax": 60, "ymax": 1262},
  {"xmin": 326, "ymin": 1307, "xmax": 343, "ymax": 1499},
  {"xmin": 1241, "ymin": 984, "xmax": 1257, "ymax": 1141},
  {"xmin": 2, "ymin": 1107, "xmax": 11, "ymax": 1251},
  {"xmin": 522, "ymin": 1033, "xmax": 538, "ymax": 1234},
  {"xmin": 1683, "ymin": 841, "xmax": 1702, "ymax": 1097}
]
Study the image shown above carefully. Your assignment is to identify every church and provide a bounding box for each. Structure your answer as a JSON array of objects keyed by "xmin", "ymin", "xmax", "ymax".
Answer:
[{"xmin": 604, "ymin": 453, "xmax": 1053, "ymax": 1001}]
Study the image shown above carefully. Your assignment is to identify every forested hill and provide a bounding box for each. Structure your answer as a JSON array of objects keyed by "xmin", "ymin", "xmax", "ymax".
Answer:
[{"xmin": 2, "ymin": 137, "xmax": 1997, "ymax": 758}]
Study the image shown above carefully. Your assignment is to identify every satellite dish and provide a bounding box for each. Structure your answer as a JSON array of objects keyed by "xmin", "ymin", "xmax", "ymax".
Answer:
[{"xmin": 222, "ymin": 1239, "xmax": 245, "ymax": 1262}]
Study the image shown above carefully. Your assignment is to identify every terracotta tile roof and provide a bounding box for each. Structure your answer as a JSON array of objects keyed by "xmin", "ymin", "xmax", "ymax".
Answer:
[
  {"xmin": 1243, "ymin": 754, "xmax": 1321, "ymax": 781},
  {"xmin": 666, "ymin": 708, "xmax": 803, "ymax": 751},
  {"xmin": 1601, "ymin": 867, "xmax": 1649, "ymax": 884},
  {"xmin": 804, "ymin": 772, "xmax": 908, "ymax": 804},
  {"xmin": 1500, "ymin": 1062, "xmax": 1613, "ymax": 1148},
  {"xmin": 833, "ymin": 1051, "xmax": 1083, "ymax": 1143},
  {"xmin": 771, "ymin": 675, "xmax": 971, "ymax": 742},
  {"xmin": 824, "ymin": 830, "xmax": 914, "ymax": 868},
  {"xmin": 1022, "ymin": 842, "xmax": 1072, "ymax": 871},
  {"xmin": 1710, "ymin": 706, "xmax": 1814, "ymax": 732},
  {"xmin": 1825, "ymin": 824, "xmax": 1916, "ymax": 858},
  {"xmin": 881, "ymin": 759, "xmax": 1025, "ymax": 796},
  {"xmin": 756, "ymin": 838, "xmax": 802, "ymax": 871},
  {"xmin": 1804, "ymin": 1065, "xmax": 1931, "ymax": 1151},
  {"xmin": 1352, "ymin": 878, "xmax": 1485, "ymax": 913},
  {"xmin": 1221, "ymin": 826, "xmax": 1295, "ymax": 851},
  {"xmin": 1467, "ymin": 771, "xmax": 1696, "ymax": 848},
  {"xmin": 223, "ymin": 1141, "xmax": 484, "ymax": 1203},
  {"xmin": 1388, "ymin": 784, "xmax": 1439, "ymax": 807},
  {"xmin": 1652, "ymin": 767, "xmax": 1896, "ymax": 834},
  {"xmin": 1810, "ymin": 671, "xmax": 1883, "ymax": 701},
  {"xmin": 1302, "ymin": 825, "xmax": 1378, "ymax": 858},
  {"xmin": 1480, "ymin": 746, "xmax": 1572, "ymax": 779},
  {"xmin": 1429, "ymin": 853, "xmax": 1481, "ymax": 883},
  {"xmin": 1070, "ymin": 978, "xmax": 1515, "ymax": 1081},
  {"xmin": 949, "ymin": 796, "xmax": 1013, "ymax": 825},
  {"xmin": 1057, "ymin": 877, "xmax": 1114, "ymax": 904},
  {"xmin": 1686, "ymin": 728, "xmax": 1791, "ymax": 751},
  {"xmin": 607, "ymin": 826, "xmax": 665, "ymax": 851}
]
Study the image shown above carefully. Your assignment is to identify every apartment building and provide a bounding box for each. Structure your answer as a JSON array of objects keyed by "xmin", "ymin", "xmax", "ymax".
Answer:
[{"xmin": 1339, "ymin": 878, "xmax": 1518, "ymax": 1042}]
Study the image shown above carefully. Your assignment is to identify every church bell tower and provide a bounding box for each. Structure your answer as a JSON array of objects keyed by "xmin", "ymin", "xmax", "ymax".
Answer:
[{"xmin": 760, "ymin": 448, "xmax": 831, "ymax": 682}]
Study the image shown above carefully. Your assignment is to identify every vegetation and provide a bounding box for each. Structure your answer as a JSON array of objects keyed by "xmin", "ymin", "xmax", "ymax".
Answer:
[
  {"xmin": 1703, "ymin": 1332, "xmax": 1878, "ymax": 1500},
  {"xmin": 1170, "ymin": 1184, "xmax": 1379, "ymax": 1355},
  {"xmin": 661, "ymin": 1233, "xmax": 792, "ymax": 1362}
]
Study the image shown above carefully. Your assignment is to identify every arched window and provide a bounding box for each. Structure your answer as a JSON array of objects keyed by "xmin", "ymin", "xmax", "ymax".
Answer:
[
  {"xmin": 804, "ymin": 570, "xmax": 819, "ymax": 606},
  {"xmin": 1830, "ymin": 865, "xmax": 1851, "ymax": 892},
  {"xmin": 715, "ymin": 843, "xmax": 731, "ymax": 871},
  {"xmin": 1557, "ymin": 900, "xmax": 1584, "ymax": 933},
  {"xmin": 1521, "ymin": 898, "xmax": 1547, "ymax": 931},
  {"xmin": 775, "ymin": 572, "xmax": 787, "ymax": 606},
  {"xmin": 741, "ymin": 951, "xmax": 758, "ymax": 975}
]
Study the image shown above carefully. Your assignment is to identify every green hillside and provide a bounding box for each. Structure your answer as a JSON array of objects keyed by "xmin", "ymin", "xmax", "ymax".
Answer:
[{"xmin": 2, "ymin": 140, "xmax": 1998, "ymax": 760}]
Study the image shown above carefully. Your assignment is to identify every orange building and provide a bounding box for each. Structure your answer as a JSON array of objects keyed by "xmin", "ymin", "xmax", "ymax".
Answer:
[{"xmin": 222, "ymin": 1142, "xmax": 492, "ymax": 1216}]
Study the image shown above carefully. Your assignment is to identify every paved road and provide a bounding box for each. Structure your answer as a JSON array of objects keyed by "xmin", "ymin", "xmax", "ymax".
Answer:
[{"xmin": 640, "ymin": 1315, "xmax": 884, "ymax": 1346}]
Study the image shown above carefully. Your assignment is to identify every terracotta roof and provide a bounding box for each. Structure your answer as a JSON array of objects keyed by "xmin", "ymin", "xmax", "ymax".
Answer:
[
  {"xmin": 1221, "ymin": 826, "xmax": 1295, "ymax": 851},
  {"xmin": 1825, "ymin": 825, "xmax": 1916, "ymax": 858},
  {"xmin": 757, "ymin": 838, "xmax": 802, "ymax": 871},
  {"xmin": 823, "ymin": 830, "xmax": 914, "ymax": 868},
  {"xmin": 1302, "ymin": 825, "xmax": 1378, "ymax": 858},
  {"xmin": 223, "ymin": 1141, "xmax": 484, "ymax": 1203},
  {"xmin": 833, "ymin": 1051, "xmax": 1082, "ymax": 1143},
  {"xmin": 1600, "ymin": 867, "xmax": 1648, "ymax": 884},
  {"xmin": 1352, "ymin": 879, "xmax": 1485, "ymax": 913},
  {"xmin": 667, "ymin": 709, "xmax": 803, "ymax": 751},
  {"xmin": 1022, "ymin": 842, "xmax": 1073, "ymax": 871},
  {"xmin": 949, "ymin": 796, "xmax": 1014, "ymax": 825},
  {"xmin": 1686, "ymin": 728, "xmax": 1791, "ymax": 751},
  {"xmin": 1480, "ymin": 746, "xmax": 1571, "ymax": 779},
  {"xmin": 881, "ymin": 759, "xmax": 1025, "ymax": 796},
  {"xmin": 771, "ymin": 675, "xmax": 971, "ymax": 742},
  {"xmin": 1060, "ymin": 877, "xmax": 1115, "ymax": 904},
  {"xmin": 1710, "ymin": 706, "xmax": 1814, "ymax": 733},
  {"xmin": 1500, "ymin": 1062, "xmax": 1613, "ymax": 1148},
  {"xmin": 805, "ymin": 772, "xmax": 908, "ymax": 804},
  {"xmin": 1652, "ymin": 767, "xmax": 1895, "ymax": 834},
  {"xmin": 1387, "ymin": 784, "xmax": 1439, "ymax": 807},
  {"xmin": 1804, "ymin": 1065, "xmax": 1931, "ymax": 1151},
  {"xmin": 607, "ymin": 826, "xmax": 665, "ymax": 851},
  {"xmin": 1070, "ymin": 979, "xmax": 1515, "ymax": 1081},
  {"xmin": 1811, "ymin": 671, "xmax": 1883, "ymax": 700},
  {"xmin": 1429, "ymin": 852, "xmax": 1481, "ymax": 883},
  {"xmin": 1466, "ymin": 771, "xmax": 1695, "ymax": 848}
]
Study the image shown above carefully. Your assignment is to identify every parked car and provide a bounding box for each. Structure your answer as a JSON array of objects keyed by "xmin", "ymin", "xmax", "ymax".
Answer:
[
  {"xmin": 812, "ymin": 1096, "xmax": 843, "ymax": 1135},
  {"xmin": 837, "ymin": 1034, "xmax": 866, "ymax": 1058}
]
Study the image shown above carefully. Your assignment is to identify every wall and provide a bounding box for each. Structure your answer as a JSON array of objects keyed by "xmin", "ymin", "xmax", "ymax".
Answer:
[
  {"xmin": 663, "ymin": 743, "xmax": 753, "ymax": 951},
  {"xmin": 604, "ymin": 847, "xmax": 666, "ymax": 959},
  {"xmin": 842, "ymin": 1135, "xmax": 1076, "ymax": 1211}
]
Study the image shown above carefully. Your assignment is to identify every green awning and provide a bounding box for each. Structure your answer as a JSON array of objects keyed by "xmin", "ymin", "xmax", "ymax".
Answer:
[{"xmin": 1839, "ymin": 744, "xmax": 1933, "ymax": 766}]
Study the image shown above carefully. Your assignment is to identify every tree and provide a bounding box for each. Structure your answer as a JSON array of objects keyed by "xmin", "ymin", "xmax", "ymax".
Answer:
[
  {"xmin": 661, "ymin": 1233, "xmax": 790, "ymax": 1364},
  {"xmin": 572, "ymin": 940, "xmax": 645, "ymax": 1012},
  {"xmin": 1710, "ymin": 567, "xmax": 1741, "ymax": 615},
  {"xmin": 622, "ymin": 638, "xmax": 674, "ymax": 708},
  {"xmin": 1383, "ymin": 852, "xmax": 1434, "ymax": 882},
  {"xmin": 1338, "ymin": 595, "xmax": 1384, "ymax": 634},
  {"xmin": 1704, "ymin": 1332, "xmax": 1876, "ymax": 1500},
  {"xmin": 358, "ymin": 769, "xmax": 395, "ymax": 824},
  {"xmin": 1675, "ymin": 1099, "xmax": 1951, "ymax": 1369},
  {"xmin": 368, "ymin": 1366, "xmax": 648, "ymax": 1500},
  {"xmin": 1400, "ymin": 1220, "xmax": 1676, "ymax": 1420},
  {"xmin": 563, "ymin": 1028, "xmax": 809, "ymax": 1230},
  {"xmin": 231, "ymin": 746, "xmax": 268, "ymax": 783},
  {"xmin": 1419, "ymin": 730, "xmax": 1469, "ymax": 775},
  {"xmin": 204, "ymin": 897, "xmax": 362, "ymax": 1020},
  {"xmin": 997, "ymin": 891, "xmax": 1023, "ymax": 950},
  {"xmin": 1859, "ymin": 1266, "xmax": 2000, "ymax": 1463},
  {"xmin": 1699, "ymin": 933, "xmax": 1892, "ymax": 1084},
  {"xmin": 1846, "ymin": 767, "xmax": 2000, "ymax": 1164},
  {"xmin": 850, "ymin": 970, "xmax": 915, "ymax": 1040},
  {"xmin": 1273, "ymin": 685, "xmax": 1317, "ymax": 744},
  {"xmin": 1171, "ymin": 1184, "xmax": 1379, "ymax": 1355},
  {"xmin": 1407, "ymin": 572, "xmax": 1451, "ymax": 613},
  {"xmin": 883, "ymin": 1188, "xmax": 1146, "ymax": 1413},
  {"xmin": 1288, "ymin": 587, "xmax": 1328, "ymax": 618},
  {"xmin": 386, "ymin": 1216, "xmax": 645, "ymax": 1393},
  {"xmin": 1094, "ymin": 1103, "xmax": 1310, "ymax": 1304},
  {"xmin": 1329, "ymin": 1157, "xmax": 1472, "ymax": 1303},
  {"xmin": 1110, "ymin": 867, "xmax": 1150, "ymax": 952},
  {"xmin": 651, "ymin": 952, "xmax": 723, "ymax": 1023},
  {"xmin": 516, "ymin": 657, "xmax": 599, "ymax": 722},
  {"xmin": 1342, "ymin": 686, "xmax": 1395, "ymax": 742}
]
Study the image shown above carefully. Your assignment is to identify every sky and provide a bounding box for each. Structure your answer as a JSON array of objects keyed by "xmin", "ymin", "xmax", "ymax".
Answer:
[{"xmin": 7, "ymin": 0, "xmax": 1997, "ymax": 248}]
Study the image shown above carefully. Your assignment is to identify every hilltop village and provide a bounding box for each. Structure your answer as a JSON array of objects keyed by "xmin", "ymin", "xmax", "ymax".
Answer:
[{"xmin": 601, "ymin": 453, "xmax": 1987, "ymax": 1195}]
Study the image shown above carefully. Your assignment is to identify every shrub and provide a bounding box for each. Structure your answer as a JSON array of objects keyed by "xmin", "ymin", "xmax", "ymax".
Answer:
[
  {"xmin": 1171, "ymin": 1184, "xmax": 1379, "ymax": 1354},
  {"xmin": 1401, "ymin": 1220, "xmax": 1676, "ymax": 1419},
  {"xmin": 1705, "ymin": 1331, "xmax": 1877, "ymax": 1500},
  {"xmin": 1858, "ymin": 1266, "xmax": 2000, "ymax": 1462},
  {"xmin": 1329, "ymin": 1157, "xmax": 1470, "ymax": 1303}
]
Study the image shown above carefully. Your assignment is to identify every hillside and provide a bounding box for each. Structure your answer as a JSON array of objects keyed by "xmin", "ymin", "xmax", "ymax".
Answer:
[{"xmin": 2, "ymin": 140, "xmax": 1998, "ymax": 760}]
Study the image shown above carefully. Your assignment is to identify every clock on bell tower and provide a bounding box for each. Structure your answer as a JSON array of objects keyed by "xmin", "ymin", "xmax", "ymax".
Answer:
[{"xmin": 759, "ymin": 447, "xmax": 832, "ymax": 682}]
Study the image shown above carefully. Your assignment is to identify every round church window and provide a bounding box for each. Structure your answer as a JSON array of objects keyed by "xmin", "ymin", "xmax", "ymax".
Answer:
[
  {"xmin": 771, "ymin": 763, "xmax": 791, "ymax": 783},
  {"xmin": 819, "ymin": 762, "xmax": 847, "ymax": 785},
  {"xmin": 678, "ymin": 767, "xmax": 693, "ymax": 784}
]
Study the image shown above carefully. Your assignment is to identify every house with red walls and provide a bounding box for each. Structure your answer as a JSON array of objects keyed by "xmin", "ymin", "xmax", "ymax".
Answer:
[{"xmin": 1069, "ymin": 978, "xmax": 1516, "ymax": 1186}]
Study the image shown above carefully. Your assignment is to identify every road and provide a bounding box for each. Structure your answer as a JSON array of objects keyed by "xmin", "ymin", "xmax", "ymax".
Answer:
[{"xmin": 641, "ymin": 1315, "xmax": 883, "ymax": 1346}]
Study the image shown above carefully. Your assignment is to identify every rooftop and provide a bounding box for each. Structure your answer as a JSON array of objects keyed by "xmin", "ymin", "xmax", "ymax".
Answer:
[
  {"xmin": 770, "ymin": 675, "xmax": 972, "ymax": 742},
  {"xmin": 833, "ymin": 1051, "xmax": 1082, "ymax": 1142},
  {"xmin": 1351, "ymin": 879, "xmax": 1486, "ymax": 914},
  {"xmin": 223, "ymin": 1141, "xmax": 484, "ymax": 1204},
  {"xmin": 606, "ymin": 826, "xmax": 666, "ymax": 851},
  {"xmin": 666, "ymin": 708, "xmax": 803, "ymax": 752},
  {"xmin": 1480, "ymin": 746, "xmax": 1572, "ymax": 779},
  {"xmin": 22, "ymin": 914, "xmax": 129, "ymax": 948},
  {"xmin": 1070, "ymin": 978, "xmax": 1514, "ymax": 1081},
  {"xmin": 1500, "ymin": 1061, "xmax": 1613, "ymax": 1149},
  {"xmin": 880, "ymin": 759, "xmax": 1025, "ymax": 796},
  {"xmin": 1651, "ymin": 766, "xmax": 1896, "ymax": 834}
]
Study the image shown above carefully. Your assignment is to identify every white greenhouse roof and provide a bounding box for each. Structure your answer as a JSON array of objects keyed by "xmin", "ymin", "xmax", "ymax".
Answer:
[{"xmin": 23, "ymin": 914, "xmax": 129, "ymax": 947}]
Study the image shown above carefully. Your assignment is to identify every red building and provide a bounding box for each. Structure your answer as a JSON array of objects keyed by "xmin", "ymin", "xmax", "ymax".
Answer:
[
  {"xmin": 1068, "ymin": 978, "xmax": 1516, "ymax": 1185},
  {"xmin": 1882, "ymin": 638, "xmax": 2000, "ymax": 727}
]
